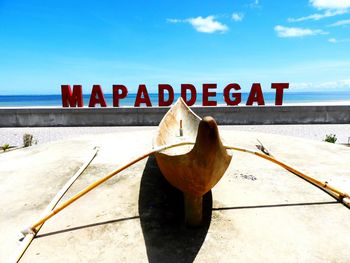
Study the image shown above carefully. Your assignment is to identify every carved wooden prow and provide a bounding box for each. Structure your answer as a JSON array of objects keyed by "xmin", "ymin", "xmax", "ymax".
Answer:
[
  {"xmin": 184, "ymin": 116, "xmax": 231, "ymax": 226},
  {"xmin": 153, "ymin": 98, "xmax": 232, "ymax": 227}
]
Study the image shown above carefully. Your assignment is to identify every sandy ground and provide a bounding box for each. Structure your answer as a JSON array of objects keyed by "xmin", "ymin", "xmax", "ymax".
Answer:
[
  {"xmin": 1, "ymin": 124, "xmax": 350, "ymax": 147},
  {"xmin": 1, "ymin": 128, "xmax": 350, "ymax": 262}
]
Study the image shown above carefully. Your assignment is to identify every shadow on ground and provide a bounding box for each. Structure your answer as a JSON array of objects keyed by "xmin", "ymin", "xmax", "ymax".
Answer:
[{"xmin": 138, "ymin": 155, "xmax": 212, "ymax": 263}]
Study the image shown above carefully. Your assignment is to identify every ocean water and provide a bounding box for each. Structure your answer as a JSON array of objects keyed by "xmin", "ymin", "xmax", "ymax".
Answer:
[{"xmin": 0, "ymin": 91, "xmax": 350, "ymax": 107}]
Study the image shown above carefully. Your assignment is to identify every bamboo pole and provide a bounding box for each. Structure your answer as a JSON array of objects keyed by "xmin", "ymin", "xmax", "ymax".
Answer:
[
  {"xmin": 224, "ymin": 144, "xmax": 350, "ymax": 207},
  {"xmin": 20, "ymin": 141, "xmax": 350, "ymax": 240},
  {"xmin": 12, "ymin": 147, "xmax": 99, "ymax": 262},
  {"xmin": 21, "ymin": 141, "xmax": 194, "ymax": 236}
]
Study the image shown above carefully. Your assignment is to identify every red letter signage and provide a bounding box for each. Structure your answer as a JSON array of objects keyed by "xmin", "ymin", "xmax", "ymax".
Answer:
[
  {"xmin": 134, "ymin": 84, "xmax": 152, "ymax": 107},
  {"xmin": 246, "ymin": 83, "xmax": 265, "ymax": 106},
  {"xmin": 158, "ymin": 84, "xmax": 174, "ymax": 106},
  {"xmin": 271, "ymin": 83, "xmax": 289, "ymax": 106},
  {"xmin": 224, "ymin": 83, "xmax": 241, "ymax": 106},
  {"xmin": 202, "ymin": 83, "xmax": 217, "ymax": 106},
  {"xmin": 60, "ymin": 82, "xmax": 289, "ymax": 108},
  {"xmin": 89, "ymin": 85, "xmax": 107, "ymax": 107},
  {"xmin": 61, "ymin": 85, "xmax": 83, "ymax": 107},
  {"xmin": 181, "ymin": 84, "xmax": 197, "ymax": 106},
  {"xmin": 113, "ymin": 85, "xmax": 128, "ymax": 107}
]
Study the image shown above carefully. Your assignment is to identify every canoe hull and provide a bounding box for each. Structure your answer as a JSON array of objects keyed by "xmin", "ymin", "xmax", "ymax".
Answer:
[
  {"xmin": 154, "ymin": 116, "xmax": 232, "ymax": 197},
  {"xmin": 153, "ymin": 98, "xmax": 232, "ymax": 225}
]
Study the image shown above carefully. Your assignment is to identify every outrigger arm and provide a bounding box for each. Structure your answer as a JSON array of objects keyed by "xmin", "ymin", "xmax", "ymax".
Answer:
[{"xmin": 19, "ymin": 142, "xmax": 350, "ymax": 242}]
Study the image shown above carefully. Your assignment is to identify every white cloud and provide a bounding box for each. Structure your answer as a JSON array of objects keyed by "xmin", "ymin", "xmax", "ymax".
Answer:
[
  {"xmin": 167, "ymin": 18, "xmax": 182, "ymax": 23},
  {"xmin": 291, "ymin": 79, "xmax": 350, "ymax": 90},
  {"xmin": 288, "ymin": 9, "xmax": 347, "ymax": 22},
  {"xmin": 168, "ymin": 16, "xmax": 228, "ymax": 33},
  {"xmin": 290, "ymin": 82, "xmax": 314, "ymax": 89},
  {"xmin": 274, "ymin": 25, "xmax": 328, "ymax": 37},
  {"xmin": 327, "ymin": 37, "xmax": 350, "ymax": 43},
  {"xmin": 310, "ymin": 0, "xmax": 350, "ymax": 10},
  {"xmin": 329, "ymin": 18, "xmax": 350, "ymax": 26},
  {"xmin": 232, "ymin": 13, "xmax": 244, "ymax": 21},
  {"xmin": 248, "ymin": 0, "xmax": 260, "ymax": 8},
  {"xmin": 188, "ymin": 16, "xmax": 228, "ymax": 33}
]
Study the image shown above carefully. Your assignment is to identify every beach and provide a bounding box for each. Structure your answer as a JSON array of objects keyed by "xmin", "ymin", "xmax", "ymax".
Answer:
[{"xmin": 1, "ymin": 124, "xmax": 349, "ymax": 147}]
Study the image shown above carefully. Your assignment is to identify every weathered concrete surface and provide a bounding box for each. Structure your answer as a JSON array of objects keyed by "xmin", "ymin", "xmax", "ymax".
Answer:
[
  {"xmin": 1, "ymin": 129, "xmax": 350, "ymax": 262},
  {"xmin": 1, "ymin": 105, "xmax": 350, "ymax": 127}
]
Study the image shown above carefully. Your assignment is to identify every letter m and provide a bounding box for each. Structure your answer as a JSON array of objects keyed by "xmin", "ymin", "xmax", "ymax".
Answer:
[{"xmin": 61, "ymin": 85, "xmax": 84, "ymax": 107}]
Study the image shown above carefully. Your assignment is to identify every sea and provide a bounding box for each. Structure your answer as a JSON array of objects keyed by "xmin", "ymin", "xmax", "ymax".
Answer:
[{"xmin": 1, "ymin": 91, "xmax": 350, "ymax": 107}]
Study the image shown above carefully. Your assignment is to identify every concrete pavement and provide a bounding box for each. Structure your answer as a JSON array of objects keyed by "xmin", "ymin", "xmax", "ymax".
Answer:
[{"xmin": 1, "ymin": 129, "xmax": 350, "ymax": 262}]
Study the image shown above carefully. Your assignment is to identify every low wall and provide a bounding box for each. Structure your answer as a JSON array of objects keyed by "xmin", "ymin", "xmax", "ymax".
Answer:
[{"xmin": 0, "ymin": 106, "xmax": 349, "ymax": 127}]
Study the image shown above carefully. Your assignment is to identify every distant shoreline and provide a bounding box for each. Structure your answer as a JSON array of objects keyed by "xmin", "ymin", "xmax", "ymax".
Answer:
[{"xmin": 1, "ymin": 100, "xmax": 350, "ymax": 109}]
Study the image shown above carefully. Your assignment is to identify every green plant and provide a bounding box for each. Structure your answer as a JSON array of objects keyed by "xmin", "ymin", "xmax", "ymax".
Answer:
[
  {"xmin": 324, "ymin": 134, "xmax": 337, "ymax": 143},
  {"xmin": 23, "ymin": 133, "xmax": 34, "ymax": 147},
  {"xmin": 1, "ymin": 143, "xmax": 10, "ymax": 152}
]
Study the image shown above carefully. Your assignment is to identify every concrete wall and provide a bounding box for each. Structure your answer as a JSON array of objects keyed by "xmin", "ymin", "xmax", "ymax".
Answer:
[{"xmin": 0, "ymin": 106, "xmax": 349, "ymax": 127}]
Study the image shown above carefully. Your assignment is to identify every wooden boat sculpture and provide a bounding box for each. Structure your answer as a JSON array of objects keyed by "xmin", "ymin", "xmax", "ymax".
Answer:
[{"xmin": 153, "ymin": 98, "xmax": 232, "ymax": 226}]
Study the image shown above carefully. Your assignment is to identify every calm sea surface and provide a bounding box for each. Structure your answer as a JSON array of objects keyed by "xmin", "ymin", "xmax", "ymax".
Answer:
[{"xmin": 1, "ymin": 92, "xmax": 350, "ymax": 107}]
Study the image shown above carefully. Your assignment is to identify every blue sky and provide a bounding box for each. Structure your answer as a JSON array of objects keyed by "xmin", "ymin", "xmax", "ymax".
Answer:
[{"xmin": 0, "ymin": 0, "xmax": 350, "ymax": 95}]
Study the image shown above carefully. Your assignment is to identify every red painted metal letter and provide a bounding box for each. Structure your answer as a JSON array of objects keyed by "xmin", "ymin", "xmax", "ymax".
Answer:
[
  {"xmin": 202, "ymin": 83, "xmax": 217, "ymax": 106},
  {"xmin": 224, "ymin": 83, "xmax": 241, "ymax": 106},
  {"xmin": 89, "ymin": 85, "xmax": 107, "ymax": 107},
  {"xmin": 158, "ymin": 84, "xmax": 174, "ymax": 106},
  {"xmin": 134, "ymin": 84, "xmax": 152, "ymax": 107},
  {"xmin": 271, "ymin": 83, "xmax": 289, "ymax": 106},
  {"xmin": 246, "ymin": 83, "xmax": 265, "ymax": 106},
  {"xmin": 61, "ymin": 85, "xmax": 83, "ymax": 107},
  {"xmin": 181, "ymin": 84, "xmax": 197, "ymax": 106},
  {"xmin": 113, "ymin": 85, "xmax": 128, "ymax": 107}
]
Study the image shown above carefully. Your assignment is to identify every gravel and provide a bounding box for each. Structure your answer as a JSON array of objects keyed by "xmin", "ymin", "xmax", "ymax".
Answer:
[{"xmin": 0, "ymin": 124, "xmax": 349, "ymax": 147}]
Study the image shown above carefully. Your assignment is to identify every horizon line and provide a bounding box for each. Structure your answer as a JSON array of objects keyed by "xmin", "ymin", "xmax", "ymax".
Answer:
[{"xmin": 1, "ymin": 90, "xmax": 350, "ymax": 96}]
